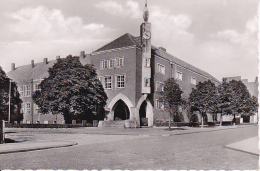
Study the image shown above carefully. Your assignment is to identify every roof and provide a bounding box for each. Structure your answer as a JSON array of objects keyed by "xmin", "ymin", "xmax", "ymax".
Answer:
[
  {"xmin": 7, "ymin": 60, "xmax": 56, "ymax": 84},
  {"xmin": 8, "ymin": 33, "xmax": 219, "ymax": 84},
  {"xmin": 94, "ymin": 33, "xmax": 138, "ymax": 52},
  {"xmin": 152, "ymin": 47, "xmax": 220, "ymax": 83},
  {"xmin": 94, "ymin": 33, "xmax": 219, "ymax": 83}
]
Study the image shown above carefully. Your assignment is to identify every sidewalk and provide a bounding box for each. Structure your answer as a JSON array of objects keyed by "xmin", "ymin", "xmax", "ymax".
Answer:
[
  {"xmin": 0, "ymin": 140, "xmax": 77, "ymax": 154},
  {"xmin": 0, "ymin": 124, "xmax": 257, "ymax": 154},
  {"xmin": 225, "ymin": 136, "xmax": 259, "ymax": 156}
]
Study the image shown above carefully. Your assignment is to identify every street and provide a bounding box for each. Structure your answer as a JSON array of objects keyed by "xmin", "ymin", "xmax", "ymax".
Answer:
[{"xmin": 0, "ymin": 125, "xmax": 258, "ymax": 170}]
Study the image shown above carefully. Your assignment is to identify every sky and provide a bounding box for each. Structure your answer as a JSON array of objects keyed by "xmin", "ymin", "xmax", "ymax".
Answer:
[{"xmin": 0, "ymin": 0, "xmax": 258, "ymax": 82}]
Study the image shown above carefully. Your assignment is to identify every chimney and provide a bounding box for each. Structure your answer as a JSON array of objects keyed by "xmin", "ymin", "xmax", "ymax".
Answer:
[
  {"xmin": 159, "ymin": 47, "xmax": 166, "ymax": 52},
  {"xmin": 56, "ymin": 56, "xmax": 60, "ymax": 60},
  {"xmin": 43, "ymin": 58, "xmax": 48, "ymax": 64},
  {"xmin": 80, "ymin": 51, "xmax": 85, "ymax": 58},
  {"xmin": 31, "ymin": 60, "xmax": 34, "ymax": 67},
  {"xmin": 11, "ymin": 63, "xmax": 15, "ymax": 71}
]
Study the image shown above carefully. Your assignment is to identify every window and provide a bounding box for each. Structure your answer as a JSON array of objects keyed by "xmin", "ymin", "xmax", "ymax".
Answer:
[
  {"xmin": 19, "ymin": 86, "xmax": 24, "ymax": 96},
  {"xmin": 101, "ymin": 60, "xmax": 108, "ymax": 69},
  {"xmin": 116, "ymin": 57, "xmax": 124, "ymax": 67},
  {"xmin": 156, "ymin": 81, "xmax": 164, "ymax": 92},
  {"xmin": 144, "ymin": 78, "xmax": 150, "ymax": 87},
  {"xmin": 145, "ymin": 58, "xmax": 150, "ymax": 67},
  {"xmin": 34, "ymin": 83, "xmax": 40, "ymax": 91},
  {"xmin": 116, "ymin": 74, "xmax": 125, "ymax": 88},
  {"xmin": 24, "ymin": 85, "xmax": 31, "ymax": 96},
  {"xmin": 109, "ymin": 59, "xmax": 115, "ymax": 68},
  {"xmin": 26, "ymin": 102, "xmax": 31, "ymax": 114},
  {"xmin": 157, "ymin": 63, "xmax": 165, "ymax": 75},
  {"xmin": 191, "ymin": 76, "xmax": 196, "ymax": 85},
  {"xmin": 156, "ymin": 99, "xmax": 164, "ymax": 110},
  {"xmin": 104, "ymin": 76, "xmax": 112, "ymax": 89},
  {"xmin": 176, "ymin": 71, "xmax": 182, "ymax": 81}
]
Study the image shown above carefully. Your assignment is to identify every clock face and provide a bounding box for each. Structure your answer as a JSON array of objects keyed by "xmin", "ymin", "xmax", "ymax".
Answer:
[{"xmin": 143, "ymin": 31, "xmax": 151, "ymax": 39}]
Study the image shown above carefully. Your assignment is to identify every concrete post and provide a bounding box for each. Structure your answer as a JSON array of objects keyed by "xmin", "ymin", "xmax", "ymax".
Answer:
[
  {"xmin": 0, "ymin": 120, "xmax": 5, "ymax": 144},
  {"xmin": 82, "ymin": 120, "xmax": 87, "ymax": 126}
]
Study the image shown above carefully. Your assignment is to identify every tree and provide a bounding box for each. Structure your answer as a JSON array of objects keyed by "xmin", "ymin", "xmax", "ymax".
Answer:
[
  {"xmin": 0, "ymin": 66, "xmax": 23, "ymax": 122},
  {"xmin": 215, "ymin": 78, "xmax": 232, "ymax": 126},
  {"xmin": 224, "ymin": 79, "xmax": 257, "ymax": 124},
  {"xmin": 188, "ymin": 80, "xmax": 217, "ymax": 128},
  {"xmin": 33, "ymin": 55, "xmax": 108, "ymax": 124},
  {"xmin": 159, "ymin": 78, "xmax": 184, "ymax": 130}
]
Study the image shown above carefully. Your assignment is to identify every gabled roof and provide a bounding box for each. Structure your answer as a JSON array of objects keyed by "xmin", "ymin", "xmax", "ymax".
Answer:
[
  {"xmin": 94, "ymin": 33, "xmax": 139, "ymax": 52},
  {"xmin": 94, "ymin": 33, "xmax": 219, "ymax": 83},
  {"xmin": 7, "ymin": 60, "xmax": 56, "ymax": 84}
]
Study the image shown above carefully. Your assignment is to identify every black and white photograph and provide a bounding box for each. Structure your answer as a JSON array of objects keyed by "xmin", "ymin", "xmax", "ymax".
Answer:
[{"xmin": 0, "ymin": 0, "xmax": 258, "ymax": 170}]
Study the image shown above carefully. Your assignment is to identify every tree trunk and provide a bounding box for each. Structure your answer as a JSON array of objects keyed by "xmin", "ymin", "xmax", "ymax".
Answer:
[
  {"xmin": 169, "ymin": 113, "xmax": 171, "ymax": 130},
  {"xmin": 201, "ymin": 114, "xmax": 204, "ymax": 128},
  {"xmin": 220, "ymin": 114, "xmax": 223, "ymax": 126},
  {"xmin": 233, "ymin": 114, "xmax": 236, "ymax": 125},
  {"xmin": 63, "ymin": 109, "xmax": 71, "ymax": 124},
  {"xmin": 220, "ymin": 109, "xmax": 223, "ymax": 126}
]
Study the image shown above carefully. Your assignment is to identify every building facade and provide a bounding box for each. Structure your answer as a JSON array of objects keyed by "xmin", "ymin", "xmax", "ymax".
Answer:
[
  {"xmin": 80, "ymin": 3, "xmax": 220, "ymax": 127},
  {"xmin": 7, "ymin": 3, "xmax": 220, "ymax": 126},
  {"xmin": 7, "ymin": 57, "xmax": 64, "ymax": 124}
]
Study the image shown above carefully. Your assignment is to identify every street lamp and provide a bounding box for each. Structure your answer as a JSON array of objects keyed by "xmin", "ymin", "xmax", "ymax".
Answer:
[{"xmin": 8, "ymin": 79, "xmax": 12, "ymax": 123}]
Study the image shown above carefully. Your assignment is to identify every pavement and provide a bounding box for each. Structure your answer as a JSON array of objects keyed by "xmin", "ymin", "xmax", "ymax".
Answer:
[
  {"xmin": 225, "ymin": 136, "xmax": 259, "ymax": 155},
  {"xmin": 0, "ymin": 123, "xmax": 258, "ymax": 155}
]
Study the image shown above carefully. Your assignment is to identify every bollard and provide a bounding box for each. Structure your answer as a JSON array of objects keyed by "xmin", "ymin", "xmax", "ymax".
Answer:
[
  {"xmin": 82, "ymin": 120, "xmax": 87, "ymax": 126},
  {"xmin": 0, "ymin": 120, "xmax": 5, "ymax": 144},
  {"xmin": 93, "ymin": 120, "xmax": 98, "ymax": 127}
]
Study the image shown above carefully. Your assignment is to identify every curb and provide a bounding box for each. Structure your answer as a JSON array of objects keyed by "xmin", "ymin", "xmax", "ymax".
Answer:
[
  {"xmin": 224, "ymin": 145, "xmax": 259, "ymax": 156},
  {"xmin": 80, "ymin": 124, "xmax": 257, "ymax": 137},
  {"xmin": 0, "ymin": 141, "xmax": 78, "ymax": 154}
]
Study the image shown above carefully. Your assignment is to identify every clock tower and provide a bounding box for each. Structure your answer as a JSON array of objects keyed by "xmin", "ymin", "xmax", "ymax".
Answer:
[{"xmin": 141, "ymin": 0, "xmax": 151, "ymax": 94}]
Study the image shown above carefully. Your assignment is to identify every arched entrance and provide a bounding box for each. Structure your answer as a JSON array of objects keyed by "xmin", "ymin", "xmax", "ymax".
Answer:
[
  {"xmin": 139, "ymin": 101, "xmax": 148, "ymax": 126},
  {"xmin": 113, "ymin": 100, "xmax": 130, "ymax": 120}
]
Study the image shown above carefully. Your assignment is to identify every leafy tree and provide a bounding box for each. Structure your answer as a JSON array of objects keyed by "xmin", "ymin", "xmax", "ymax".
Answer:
[
  {"xmin": 0, "ymin": 66, "xmax": 23, "ymax": 122},
  {"xmin": 223, "ymin": 79, "xmax": 257, "ymax": 124},
  {"xmin": 188, "ymin": 80, "xmax": 217, "ymax": 128},
  {"xmin": 33, "ymin": 55, "xmax": 108, "ymax": 124},
  {"xmin": 214, "ymin": 78, "xmax": 232, "ymax": 126},
  {"xmin": 159, "ymin": 78, "xmax": 184, "ymax": 130}
]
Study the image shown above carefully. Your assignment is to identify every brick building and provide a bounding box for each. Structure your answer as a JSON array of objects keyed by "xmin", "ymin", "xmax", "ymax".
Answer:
[
  {"xmin": 7, "ymin": 3, "xmax": 220, "ymax": 126},
  {"xmin": 80, "ymin": 3, "xmax": 219, "ymax": 127},
  {"xmin": 7, "ymin": 57, "xmax": 64, "ymax": 124}
]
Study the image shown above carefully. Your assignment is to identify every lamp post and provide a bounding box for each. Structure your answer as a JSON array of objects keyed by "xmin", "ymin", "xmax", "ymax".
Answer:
[{"xmin": 8, "ymin": 79, "xmax": 12, "ymax": 123}]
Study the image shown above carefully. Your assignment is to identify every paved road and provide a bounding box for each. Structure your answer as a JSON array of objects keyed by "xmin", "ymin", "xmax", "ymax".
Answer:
[{"xmin": 0, "ymin": 125, "xmax": 258, "ymax": 170}]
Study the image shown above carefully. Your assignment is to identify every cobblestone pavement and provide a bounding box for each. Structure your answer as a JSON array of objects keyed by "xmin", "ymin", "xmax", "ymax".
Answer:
[{"xmin": 1, "ymin": 124, "xmax": 258, "ymax": 170}]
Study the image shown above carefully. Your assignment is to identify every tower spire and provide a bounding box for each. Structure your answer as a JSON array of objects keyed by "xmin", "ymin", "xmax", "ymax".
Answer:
[{"xmin": 143, "ymin": 0, "xmax": 149, "ymax": 22}]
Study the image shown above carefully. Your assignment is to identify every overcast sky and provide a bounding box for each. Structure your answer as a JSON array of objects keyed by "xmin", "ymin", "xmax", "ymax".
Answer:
[{"xmin": 0, "ymin": 0, "xmax": 258, "ymax": 82}]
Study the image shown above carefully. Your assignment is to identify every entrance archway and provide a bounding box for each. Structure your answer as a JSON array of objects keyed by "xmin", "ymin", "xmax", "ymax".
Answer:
[
  {"xmin": 139, "ymin": 101, "xmax": 148, "ymax": 126},
  {"xmin": 113, "ymin": 100, "xmax": 130, "ymax": 120}
]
